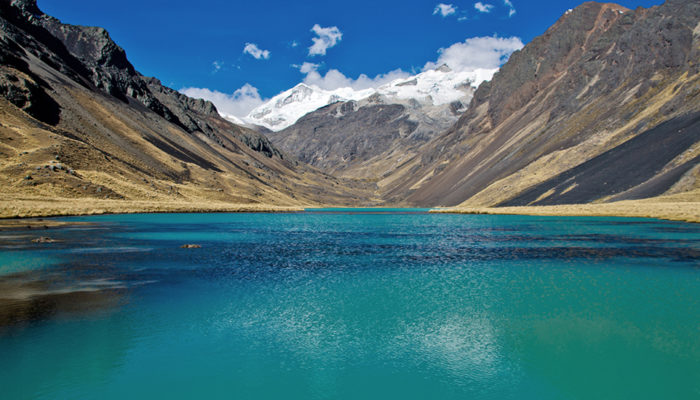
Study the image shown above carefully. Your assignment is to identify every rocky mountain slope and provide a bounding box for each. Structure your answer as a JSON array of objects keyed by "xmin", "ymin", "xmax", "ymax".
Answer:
[
  {"xmin": 267, "ymin": 93, "xmax": 463, "ymax": 179},
  {"xmin": 0, "ymin": 0, "xmax": 374, "ymax": 209},
  {"xmin": 377, "ymin": 0, "xmax": 700, "ymax": 206}
]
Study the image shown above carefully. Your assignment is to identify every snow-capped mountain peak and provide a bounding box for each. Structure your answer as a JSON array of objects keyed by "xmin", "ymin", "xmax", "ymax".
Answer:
[
  {"xmin": 240, "ymin": 83, "xmax": 373, "ymax": 131},
  {"xmin": 239, "ymin": 66, "xmax": 498, "ymax": 131},
  {"xmin": 376, "ymin": 67, "xmax": 496, "ymax": 106}
]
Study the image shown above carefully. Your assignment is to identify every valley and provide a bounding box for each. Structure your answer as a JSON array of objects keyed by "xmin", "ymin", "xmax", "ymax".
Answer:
[{"xmin": 0, "ymin": 0, "xmax": 698, "ymax": 220}]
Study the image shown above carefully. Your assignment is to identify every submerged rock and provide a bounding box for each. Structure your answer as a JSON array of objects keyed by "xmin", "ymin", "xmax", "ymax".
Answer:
[{"xmin": 32, "ymin": 236, "xmax": 57, "ymax": 243}]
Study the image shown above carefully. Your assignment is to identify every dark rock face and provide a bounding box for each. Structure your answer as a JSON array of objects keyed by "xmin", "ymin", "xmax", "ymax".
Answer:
[
  {"xmin": 0, "ymin": 67, "xmax": 59, "ymax": 124},
  {"xmin": 501, "ymin": 112, "xmax": 700, "ymax": 205},
  {"xmin": 0, "ymin": 0, "xmax": 170, "ymax": 118},
  {"xmin": 41, "ymin": 24, "xmax": 132, "ymax": 73},
  {"xmin": 142, "ymin": 77, "xmax": 280, "ymax": 158},
  {"xmin": 237, "ymin": 132, "xmax": 281, "ymax": 159},
  {"xmin": 38, "ymin": 17, "xmax": 184, "ymax": 125}
]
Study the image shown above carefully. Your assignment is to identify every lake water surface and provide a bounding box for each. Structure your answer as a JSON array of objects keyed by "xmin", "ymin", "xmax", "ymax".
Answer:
[{"xmin": 1, "ymin": 211, "xmax": 699, "ymax": 399}]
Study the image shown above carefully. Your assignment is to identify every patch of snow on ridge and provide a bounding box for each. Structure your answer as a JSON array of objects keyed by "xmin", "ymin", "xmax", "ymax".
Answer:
[
  {"xmin": 244, "ymin": 66, "xmax": 499, "ymax": 131},
  {"xmin": 220, "ymin": 113, "xmax": 246, "ymax": 126}
]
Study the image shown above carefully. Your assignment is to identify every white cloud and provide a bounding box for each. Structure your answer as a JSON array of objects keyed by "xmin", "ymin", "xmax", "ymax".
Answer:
[
  {"xmin": 290, "ymin": 35, "xmax": 523, "ymax": 93},
  {"xmin": 309, "ymin": 24, "xmax": 342, "ymax": 56},
  {"xmin": 212, "ymin": 61, "xmax": 223, "ymax": 73},
  {"xmin": 296, "ymin": 64, "xmax": 410, "ymax": 91},
  {"xmin": 290, "ymin": 40, "xmax": 299, "ymax": 48},
  {"xmin": 297, "ymin": 62, "xmax": 320, "ymax": 74},
  {"xmin": 433, "ymin": 3, "xmax": 457, "ymax": 17},
  {"xmin": 243, "ymin": 43, "xmax": 270, "ymax": 60},
  {"xmin": 474, "ymin": 2, "xmax": 494, "ymax": 13},
  {"xmin": 423, "ymin": 36, "xmax": 524, "ymax": 72},
  {"xmin": 179, "ymin": 84, "xmax": 265, "ymax": 118},
  {"xmin": 187, "ymin": 35, "xmax": 523, "ymax": 119},
  {"xmin": 504, "ymin": 0, "xmax": 516, "ymax": 17}
]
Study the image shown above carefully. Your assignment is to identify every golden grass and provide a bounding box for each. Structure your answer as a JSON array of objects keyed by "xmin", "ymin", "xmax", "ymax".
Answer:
[
  {"xmin": 3, "ymin": 195, "xmax": 698, "ymax": 224},
  {"xmin": 433, "ymin": 192, "xmax": 700, "ymax": 223},
  {"xmin": 0, "ymin": 197, "xmax": 304, "ymax": 219}
]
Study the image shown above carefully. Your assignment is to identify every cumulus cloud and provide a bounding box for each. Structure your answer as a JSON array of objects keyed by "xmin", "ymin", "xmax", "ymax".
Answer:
[
  {"xmin": 474, "ymin": 2, "xmax": 494, "ymax": 13},
  {"xmin": 294, "ymin": 64, "xmax": 410, "ymax": 91},
  {"xmin": 309, "ymin": 24, "xmax": 342, "ymax": 56},
  {"xmin": 433, "ymin": 3, "xmax": 457, "ymax": 17},
  {"xmin": 179, "ymin": 84, "xmax": 264, "ymax": 118},
  {"xmin": 504, "ymin": 0, "xmax": 516, "ymax": 17},
  {"xmin": 212, "ymin": 61, "xmax": 223, "ymax": 73},
  {"xmin": 243, "ymin": 43, "xmax": 270, "ymax": 60},
  {"xmin": 423, "ymin": 36, "xmax": 524, "ymax": 72},
  {"xmin": 291, "ymin": 35, "xmax": 523, "ymax": 92}
]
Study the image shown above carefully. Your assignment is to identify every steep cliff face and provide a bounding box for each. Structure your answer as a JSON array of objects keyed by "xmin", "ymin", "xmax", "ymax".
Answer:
[
  {"xmin": 381, "ymin": 0, "xmax": 700, "ymax": 206},
  {"xmin": 0, "ymin": 0, "xmax": 372, "ymax": 207}
]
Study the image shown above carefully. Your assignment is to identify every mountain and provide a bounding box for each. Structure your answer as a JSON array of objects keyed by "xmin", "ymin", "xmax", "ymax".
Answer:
[
  {"xmin": 0, "ymin": 0, "xmax": 373, "ymax": 211},
  {"xmin": 264, "ymin": 0, "xmax": 699, "ymax": 208},
  {"xmin": 241, "ymin": 83, "xmax": 374, "ymax": 131},
  {"xmin": 363, "ymin": 0, "xmax": 700, "ymax": 207},
  {"xmin": 1, "ymin": 0, "xmax": 697, "ymax": 215},
  {"xmin": 265, "ymin": 92, "xmax": 462, "ymax": 180},
  {"xmin": 242, "ymin": 66, "xmax": 495, "ymax": 131},
  {"xmin": 255, "ymin": 66, "xmax": 496, "ymax": 180}
]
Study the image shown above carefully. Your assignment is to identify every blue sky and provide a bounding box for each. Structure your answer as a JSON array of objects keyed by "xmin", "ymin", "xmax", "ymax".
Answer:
[{"xmin": 39, "ymin": 0, "xmax": 663, "ymax": 116}]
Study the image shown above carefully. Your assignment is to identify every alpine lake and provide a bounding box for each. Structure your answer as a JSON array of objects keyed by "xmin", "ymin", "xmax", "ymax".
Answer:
[{"xmin": 1, "ymin": 210, "xmax": 699, "ymax": 399}]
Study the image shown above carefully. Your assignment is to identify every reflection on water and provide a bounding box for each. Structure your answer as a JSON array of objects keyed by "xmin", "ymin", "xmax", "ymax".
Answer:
[
  {"xmin": 0, "ymin": 265, "xmax": 133, "ymax": 329},
  {"xmin": 0, "ymin": 213, "xmax": 699, "ymax": 399}
]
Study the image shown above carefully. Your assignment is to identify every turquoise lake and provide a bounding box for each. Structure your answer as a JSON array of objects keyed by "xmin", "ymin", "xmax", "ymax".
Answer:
[{"xmin": 1, "ymin": 212, "xmax": 699, "ymax": 399}]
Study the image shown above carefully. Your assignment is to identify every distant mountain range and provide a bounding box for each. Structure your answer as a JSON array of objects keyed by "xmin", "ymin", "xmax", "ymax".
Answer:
[
  {"xmin": 0, "ymin": 0, "xmax": 698, "ymax": 210},
  {"xmin": 238, "ymin": 65, "xmax": 495, "ymax": 131}
]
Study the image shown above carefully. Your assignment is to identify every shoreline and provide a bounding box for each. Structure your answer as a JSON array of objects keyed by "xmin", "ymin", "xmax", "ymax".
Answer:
[
  {"xmin": 1, "ymin": 197, "xmax": 698, "ymax": 224},
  {"xmin": 431, "ymin": 201, "xmax": 700, "ymax": 224}
]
